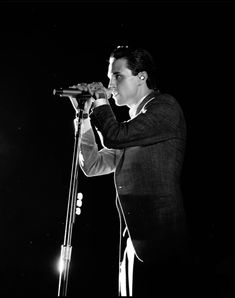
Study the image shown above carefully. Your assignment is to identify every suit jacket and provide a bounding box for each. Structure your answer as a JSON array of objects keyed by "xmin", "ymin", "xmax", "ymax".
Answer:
[{"xmin": 80, "ymin": 91, "xmax": 188, "ymax": 262}]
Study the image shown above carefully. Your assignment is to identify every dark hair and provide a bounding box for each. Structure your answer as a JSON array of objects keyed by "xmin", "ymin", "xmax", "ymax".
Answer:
[{"xmin": 109, "ymin": 45, "xmax": 158, "ymax": 90}]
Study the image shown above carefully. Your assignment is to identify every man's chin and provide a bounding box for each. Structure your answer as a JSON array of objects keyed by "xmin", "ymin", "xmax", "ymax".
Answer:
[{"xmin": 114, "ymin": 94, "xmax": 124, "ymax": 106}]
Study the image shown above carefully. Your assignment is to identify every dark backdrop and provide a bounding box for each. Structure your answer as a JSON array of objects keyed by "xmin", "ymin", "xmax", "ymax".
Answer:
[{"xmin": 0, "ymin": 0, "xmax": 234, "ymax": 296}]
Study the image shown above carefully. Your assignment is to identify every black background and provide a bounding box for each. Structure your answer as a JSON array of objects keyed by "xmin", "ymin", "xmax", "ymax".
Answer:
[{"xmin": 0, "ymin": 0, "xmax": 234, "ymax": 296}]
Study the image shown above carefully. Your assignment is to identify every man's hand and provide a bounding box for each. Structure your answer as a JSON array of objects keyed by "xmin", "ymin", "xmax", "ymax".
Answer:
[
  {"xmin": 69, "ymin": 82, "xmax": 110, "ymax": 113},
  {"xmin": 68, "ymin": 83, "xmax": 94, "ymax": 113},
  {"xmin": 88, "ymin": 82, "xmax": 108, "ymax": 100}
]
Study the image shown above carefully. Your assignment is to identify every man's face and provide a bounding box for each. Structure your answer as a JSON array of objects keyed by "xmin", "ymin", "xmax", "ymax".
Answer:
[{"xmin": 107, "ymin": 57, "xmax": 139, "ymax": 107}]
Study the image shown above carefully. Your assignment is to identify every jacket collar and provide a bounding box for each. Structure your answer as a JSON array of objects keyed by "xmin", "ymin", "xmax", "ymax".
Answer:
[{"xmin": 135, "ymin": 90, "xmax": 160, "ymax": 116}]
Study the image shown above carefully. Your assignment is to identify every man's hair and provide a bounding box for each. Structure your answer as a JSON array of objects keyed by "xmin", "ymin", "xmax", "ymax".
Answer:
[{"xmin": 109, "ymin": 45, "xmax": 158, "ymax": 90}]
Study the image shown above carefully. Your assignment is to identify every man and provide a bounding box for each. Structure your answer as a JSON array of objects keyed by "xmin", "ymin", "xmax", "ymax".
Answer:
[{"xmin": 76, "ymin": 46, "xmax": 190, "ymax": 296}]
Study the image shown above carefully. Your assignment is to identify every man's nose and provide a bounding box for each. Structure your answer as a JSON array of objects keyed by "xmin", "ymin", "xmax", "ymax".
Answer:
[{"xmin": 108, "ymin": 78, "xmax": 116, "ymax": 90}]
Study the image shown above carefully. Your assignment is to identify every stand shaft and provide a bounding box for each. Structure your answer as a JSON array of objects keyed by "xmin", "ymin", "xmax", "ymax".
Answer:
[{"xmin": 57, "ymin": 101, "xmax": 85, "ymax": 296}]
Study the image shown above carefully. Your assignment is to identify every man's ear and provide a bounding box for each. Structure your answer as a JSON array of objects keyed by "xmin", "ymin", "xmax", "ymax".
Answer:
[{"xmin": 138, "ymin": 71, "xmax": 148, "ymax": 81}]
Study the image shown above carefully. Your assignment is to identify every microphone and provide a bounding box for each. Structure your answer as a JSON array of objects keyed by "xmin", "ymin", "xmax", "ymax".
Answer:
[
  {"xmin": 53, "ymin": 87, "xmax": 112, "ymax": 99},
  {"xmin": 53, "ymin": 88, "xmax": 91, "ymax": 99}
]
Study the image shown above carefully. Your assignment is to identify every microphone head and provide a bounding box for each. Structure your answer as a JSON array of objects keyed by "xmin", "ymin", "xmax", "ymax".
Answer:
[{"xmin": 53, "ymin": 89, "xmax": 63, "ymax": 96}]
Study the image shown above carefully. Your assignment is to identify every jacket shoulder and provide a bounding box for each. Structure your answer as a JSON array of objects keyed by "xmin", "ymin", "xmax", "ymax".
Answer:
[{"xmin": 146, "ymin": 92, "xmax": 181, "ymax": 110}]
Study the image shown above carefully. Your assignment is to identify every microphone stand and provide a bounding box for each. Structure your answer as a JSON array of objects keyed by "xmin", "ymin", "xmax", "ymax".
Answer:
[{"xmin": 57, "ymin": 95, "xmax": 88, "ymax": 296}]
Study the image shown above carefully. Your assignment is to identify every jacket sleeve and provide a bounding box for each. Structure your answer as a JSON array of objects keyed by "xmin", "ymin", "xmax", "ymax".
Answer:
[
  {"xmin": 79, "ymin": 128, "xmax": 123, "ymax": 176},
  {"xmin": 91, "ymin": 96, "xmax": 186, "ymax": 149}
]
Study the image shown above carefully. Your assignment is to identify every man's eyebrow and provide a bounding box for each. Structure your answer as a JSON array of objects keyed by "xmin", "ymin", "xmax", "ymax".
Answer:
[{"xmin": 113, "ymin": 71, "xmax": 122, "ymax": 75}]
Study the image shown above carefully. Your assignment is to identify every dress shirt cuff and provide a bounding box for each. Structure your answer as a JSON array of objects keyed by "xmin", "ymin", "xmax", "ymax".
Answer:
[
  {"xmin": 92, "ymin": 98, "xmax": 110, "ymax": 108},
  {"xmin": 81, "ymin": 118, "xmax": 92, "ymax": 134}
]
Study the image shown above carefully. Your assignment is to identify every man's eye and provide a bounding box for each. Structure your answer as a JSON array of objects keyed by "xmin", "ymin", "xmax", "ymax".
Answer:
[{"xmin": 115, "ymin": 75, "xmax": 122, "ymax": 80}]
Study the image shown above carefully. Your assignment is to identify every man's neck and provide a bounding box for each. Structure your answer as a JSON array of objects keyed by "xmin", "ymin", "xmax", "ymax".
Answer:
[{"xmin": 128, "ymin": 89, "xmax": 153, "ymax": 109}]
